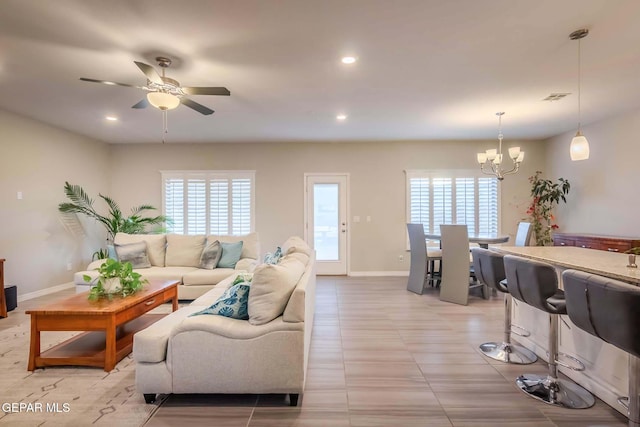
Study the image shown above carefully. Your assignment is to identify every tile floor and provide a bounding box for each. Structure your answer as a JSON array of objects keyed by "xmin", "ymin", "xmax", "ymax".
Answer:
[{"xmin": 146, "ymin": 276, "xmax": 629, "ymax": 426}]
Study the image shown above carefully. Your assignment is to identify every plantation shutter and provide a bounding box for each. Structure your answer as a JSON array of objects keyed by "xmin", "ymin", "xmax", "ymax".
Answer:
[
  {"xmin": 209, "ymin": 178, "xmax": 229, "ymax": 235},
  {"xmin": 232, "ymin": 178, "xmax": 252, "ymax": 235},
  {"xmin": 477, "ymin": 177, "xmax": 499, "ymax": 234},
  {"xmin": 406, "ymin": 171, "xmax": 499, "ymax": 236},
  {"xmin": 164, "ymin": 178, "xmax": 184, "ymax": 234},
  {"xmin": 432, "ymin": 178, "xmax": 453, "ymax": 234},
  {"xmin": 187, "ymin": 178, "xmax": 207, "ymax": 234},
  {"xmin": 162, "ymin": 171, "xmax": 255, "ymax": 235}
]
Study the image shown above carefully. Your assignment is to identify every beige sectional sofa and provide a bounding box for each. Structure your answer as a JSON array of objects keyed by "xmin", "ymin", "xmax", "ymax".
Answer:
[
  {"xmin": 74, "ymin": 232, "xmax": 260, "ymax": 300},
  {"xmin": 132, "ymin": 236, "xmax": 316, "ymax": 406}
]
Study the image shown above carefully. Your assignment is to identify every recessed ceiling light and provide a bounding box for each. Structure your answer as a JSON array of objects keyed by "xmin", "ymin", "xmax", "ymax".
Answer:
[
  {"xmin": 341, "ymin": 56, "xmax": 357, "ymax": 64},
  {"xmin": 105, "ymin": 116, "xmax": 118, "ymax": 121},
  {"xmin": 336, "ymin": 114, "xmax": 347, "ymax": 121}
]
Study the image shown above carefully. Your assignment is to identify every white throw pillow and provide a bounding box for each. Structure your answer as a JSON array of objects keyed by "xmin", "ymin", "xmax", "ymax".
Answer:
[
  {"xmin": 248, "ymin": 257, "xmax": 305, "ymax": 325},
  {"xmin": 165, "ymin": 234, "xmax": 206, "ymax": 267},
  {"xmin": 114, "ymin": 233, "xmax": 167, "ymax": 267},
  {"xmin": 281, "ymin": 236, "xmax": 312, "ymax": 257}
]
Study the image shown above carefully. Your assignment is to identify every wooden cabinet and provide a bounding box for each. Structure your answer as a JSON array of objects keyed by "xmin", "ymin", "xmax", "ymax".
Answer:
[{"xmin": 553, "ymin": 233, "xmax": 640, "ymax": 252}]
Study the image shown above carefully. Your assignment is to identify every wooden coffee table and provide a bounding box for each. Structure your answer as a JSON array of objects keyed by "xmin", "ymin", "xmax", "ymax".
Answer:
[{"xmin": 27, "ymin": 280, "xmax": 179, "ymax": 372}]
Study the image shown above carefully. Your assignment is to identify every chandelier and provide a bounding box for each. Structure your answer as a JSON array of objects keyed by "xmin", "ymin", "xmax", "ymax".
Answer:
[{"xmin": 476, "ymin": 112, "xmax": 524, "ymax": 181}]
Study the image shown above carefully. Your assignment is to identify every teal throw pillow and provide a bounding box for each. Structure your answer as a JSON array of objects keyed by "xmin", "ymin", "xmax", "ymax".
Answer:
[
  {"xmin": 217, "ymin": 241, "xmax": 244, "ymax": 268},
  {"xmin": 190, "ymin": 283, "xmax": 250, "ymax": 319},
  {"xmin": 263, "ymin": 246, "xmax": 283, "ymax": 265}
]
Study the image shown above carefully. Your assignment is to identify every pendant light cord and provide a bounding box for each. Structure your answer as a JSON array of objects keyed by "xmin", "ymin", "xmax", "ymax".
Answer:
[{"xmin": 578, "ymin": 37, "xmax": 582, "ymax": 132}]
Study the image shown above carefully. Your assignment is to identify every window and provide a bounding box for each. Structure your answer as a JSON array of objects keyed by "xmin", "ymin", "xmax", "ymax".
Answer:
[
  {"xmin": 406, "ymin": 170, "xmax": 499, "ymax": 235},
  {"xmin": 162, "ymin": 170, "xmax": 255, "ymax": 235}
]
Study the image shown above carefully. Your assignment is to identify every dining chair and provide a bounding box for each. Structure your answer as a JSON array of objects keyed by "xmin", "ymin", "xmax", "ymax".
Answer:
[
  {"xmin": 515, "ymin": 221, "xmax": 533, "ymax": 246},
  {"xmin": 406, "ymin": 224, "xmax": 442, "ymax": 294},
  {"xmin": 439, "ymin": 224, "xmax": 482, "ymax": 305}
]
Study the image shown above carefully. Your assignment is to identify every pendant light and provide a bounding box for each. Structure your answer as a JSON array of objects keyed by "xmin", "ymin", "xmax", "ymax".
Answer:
[{"xmin": 569, "ymin": 29, "xmax": 589, "ymax": 161}]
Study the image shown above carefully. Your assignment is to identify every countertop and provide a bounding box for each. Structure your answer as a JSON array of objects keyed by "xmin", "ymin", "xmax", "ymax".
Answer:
[{"xmin": 491, "ymin": 246, "xmax": 640, "ymax": 285}]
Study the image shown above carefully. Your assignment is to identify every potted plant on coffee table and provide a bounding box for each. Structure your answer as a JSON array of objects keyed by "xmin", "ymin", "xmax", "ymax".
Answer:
[{"xmin": 84, "ymin": 258, "xmax": 148, "ymax": 300}]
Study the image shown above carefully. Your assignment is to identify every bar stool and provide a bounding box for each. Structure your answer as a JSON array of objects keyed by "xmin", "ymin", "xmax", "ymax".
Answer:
[
  {"xmin": 503, "ymin": 255, "xmax": 595, "ymax": 409},
  {"xmin": 471, "ymin": 248, "xmax": 537, "ymax": 364},
  {"xmin": 563, "ymin": 269, "xmax": 640, "ymax": 426}
]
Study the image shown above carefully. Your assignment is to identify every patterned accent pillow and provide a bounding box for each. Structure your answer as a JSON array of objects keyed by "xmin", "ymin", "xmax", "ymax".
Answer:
[
  {"xmin": 114, "ymin": 241, "xmax": 151, "ymax": 269},
  {"xmin": 232, "ymin": 273, "xmax": 253, "ymax": 286},
  {"xmin": 217, "ymin": 241, "xmax": 244, "ymax": 268},
  {"xmin": 263, "ymin": 246, "xmax": 283, "ymax": 265},
  {"xmin": 199, "ymin": 239, "xmax": 222, "ymax": 270},
  {"xmin": 190, "ymin": 283, "xmax": 251, "ymax": 319}
]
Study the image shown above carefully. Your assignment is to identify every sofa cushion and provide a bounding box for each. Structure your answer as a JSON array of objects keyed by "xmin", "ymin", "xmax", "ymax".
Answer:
[
  {"xmin": 213, "ymin": 232, "xmax": 259, "ymax": 260},
  {"xmin": 199, "ymin": 239, "xmax": 222, "ymax": 270},
  {"xmin": 190, "ymin": 283, "xmax": 251, "ymax": 320},
  {"xmin": 166, "ymin": 234, "xmax": 206, "ymax": 267},
  {"xmin": 114, "ymin": 233, "xmax": 167, "ymax": 267},
  {"xmin": 281, "ymin": 236, "xmax": 313, "ymax": 257},
  {"xmin": 115, "ymin": 241, "xmax": 151, "ymax": 269},
  {"xmin": 248, "ymin": 257, "xmax": 306, "ymax": 325},
  {"xmin": 133, "ymin": 266, "xmax": 197, "ymax": 282},
  {"xmin": 182, "ymin": 268, "xmax": 236, "ymax": 286},
  {"xmin": 218, "ymin": 241, "xmax": 244, "ymax": 268}
]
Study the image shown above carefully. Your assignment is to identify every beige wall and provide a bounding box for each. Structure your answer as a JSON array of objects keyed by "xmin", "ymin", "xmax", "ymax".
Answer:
[
  {"xmin": 110, "ymin": 139, "xmax": 546, "ymax": 273},
  {"xmin": 0, "ymin": 110, "xmax": 110, "ymax": 296},
  {"xmin": 546, "ymin": 108, "xmax": 640, "ymax": 236}
]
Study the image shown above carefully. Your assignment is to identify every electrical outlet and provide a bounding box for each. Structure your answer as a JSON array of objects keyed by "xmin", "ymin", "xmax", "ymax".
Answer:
[
  {"xmin": 398, "ymin": 255, "xmax": 404, "ymax": 262},
  {"xmin": 66, "ymin": 262, "xmax": 73, "ymax": 271}
]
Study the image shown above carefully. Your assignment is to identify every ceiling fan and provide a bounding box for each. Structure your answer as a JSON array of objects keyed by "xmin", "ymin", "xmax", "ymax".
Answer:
[{"xmin": 80, "ymin": 56, "xmax": 230, "ymax": 115}]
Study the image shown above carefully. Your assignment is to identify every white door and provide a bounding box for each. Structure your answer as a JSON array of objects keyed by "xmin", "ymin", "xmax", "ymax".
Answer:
[{"xmin": 305, "ymin": 174, "xmax": 348, "ymax": 275}]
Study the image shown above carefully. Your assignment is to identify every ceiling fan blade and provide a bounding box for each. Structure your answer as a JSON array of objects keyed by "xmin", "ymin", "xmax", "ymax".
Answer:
[
  {"xmin": 131, "ymin": 98, "xmax": 149, "ymax": 109},
  {"xmin": 181, "ymin": 86, "xmax": 231, "ymax": 96},
  {"xmin": 79, "ymin": 77, "xmax": 145, "ymax": 89},
  {"xmin": 180, "ymin": 97, "xmax": 214, "ymax": 115},
  {"xmin": 134, "ymin": 61, "xmax": 164, "ymax": 85}
]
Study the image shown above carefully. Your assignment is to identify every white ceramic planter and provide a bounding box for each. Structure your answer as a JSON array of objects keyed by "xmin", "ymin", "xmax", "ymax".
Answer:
[{"xmin": 103, "ymin": 277, "xmax": 122, "ymax": 293}]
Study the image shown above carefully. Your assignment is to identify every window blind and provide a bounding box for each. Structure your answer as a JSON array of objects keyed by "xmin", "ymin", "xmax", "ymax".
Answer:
[
  {"xmin": 162, "ymin": 171, "xmax": 255, "ymax": 235},
  {"xmin": 406, "ymin": 171, "xmax": 499, "ymax": 235}
]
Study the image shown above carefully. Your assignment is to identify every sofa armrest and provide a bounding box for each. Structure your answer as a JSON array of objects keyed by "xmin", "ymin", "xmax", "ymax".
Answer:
[
  {"xmin": 133, "ymin": 305, "xmax": 204, "ymax": 363},
  {"xmin": 171, "ymin": 315, "xmax": 302, "ymax": 341},
  {"xmin": 235, "ymin": 258, "xmax": 258, "ymax": 272},
  {"xmin": 86, "ymin": 259, "xmax": 106, "ymax": 270}
]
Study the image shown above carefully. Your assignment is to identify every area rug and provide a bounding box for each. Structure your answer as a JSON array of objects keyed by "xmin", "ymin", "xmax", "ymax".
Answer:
[{"xmin": 0, "ymin": 307, "xmax": 177, "ymax": 426}]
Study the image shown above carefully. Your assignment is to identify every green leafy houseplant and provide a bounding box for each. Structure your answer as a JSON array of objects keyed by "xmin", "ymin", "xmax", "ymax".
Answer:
[
  {"xmin": 58, "ymin": 181, "xmax": 169, "ymax": 248},
  {"xmin": 526, "ymin": 171, "xmax": 571, "ymax": 246},
  {"xmin": 84, "ymin": 258, "xmax": 148, "ymax": 300}
]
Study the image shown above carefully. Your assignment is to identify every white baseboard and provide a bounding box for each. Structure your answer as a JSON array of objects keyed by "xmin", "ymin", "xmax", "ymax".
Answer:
[
  {"xmin": 17, "ymin": 282, "xmax": 75, "ymax": 302},
  {"xmin": 349, "ymin": 271, "xmax": 409, "ymax": 277}
]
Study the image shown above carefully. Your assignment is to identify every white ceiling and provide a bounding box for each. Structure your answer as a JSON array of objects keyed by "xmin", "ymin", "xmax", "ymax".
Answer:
[{"xmin": 1, "ymin": 0, "xmax": 639, "ymax": 144}]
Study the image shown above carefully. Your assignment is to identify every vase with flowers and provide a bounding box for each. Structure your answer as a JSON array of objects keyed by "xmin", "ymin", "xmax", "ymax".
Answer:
[{"xmin": 526, "ymin": 171, "xmax": 571, "ymax": 246}]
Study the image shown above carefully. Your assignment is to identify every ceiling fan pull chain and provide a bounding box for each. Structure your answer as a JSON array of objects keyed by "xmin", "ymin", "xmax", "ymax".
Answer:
[{"xmin": 162, "ymin": 110, "xmax": 168, "ymax": 144}]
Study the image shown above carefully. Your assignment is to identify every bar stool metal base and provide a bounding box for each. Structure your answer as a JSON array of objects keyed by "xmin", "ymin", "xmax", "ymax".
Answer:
[
  {"xmin": 515, "ymin": 374, "xmax": 595, "ymax": 409},
  {"xmin": 479, "ymin": 341, "xmax": 537, "ymax": 364}
]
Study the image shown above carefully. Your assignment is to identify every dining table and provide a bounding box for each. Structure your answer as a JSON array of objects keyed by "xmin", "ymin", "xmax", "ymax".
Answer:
[{"xmin": 425, "ymin": 232, "xmax": 510, "ymax": 248}]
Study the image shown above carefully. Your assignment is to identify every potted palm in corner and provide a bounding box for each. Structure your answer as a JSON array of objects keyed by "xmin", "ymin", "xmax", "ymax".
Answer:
[{"xmin": 58, "ymin": 182, "xmax": 170, "ymax": 258}]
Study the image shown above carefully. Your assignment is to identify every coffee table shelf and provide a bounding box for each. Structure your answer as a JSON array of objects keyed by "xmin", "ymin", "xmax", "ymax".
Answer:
[{"xmin": 27, "ymin": 280, "xmax": 178, "ymax": 372}]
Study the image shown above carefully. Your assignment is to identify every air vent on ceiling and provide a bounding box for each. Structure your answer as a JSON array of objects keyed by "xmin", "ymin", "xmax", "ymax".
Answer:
[{"xmin": 543, "ymin": 93, "xmax": 571, "ymax": 101}]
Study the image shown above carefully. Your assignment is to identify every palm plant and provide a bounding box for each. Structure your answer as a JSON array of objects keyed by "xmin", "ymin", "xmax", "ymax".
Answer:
[{"xmin": 58, "ymin": 181, "xmax": 169, "ymax": 244}]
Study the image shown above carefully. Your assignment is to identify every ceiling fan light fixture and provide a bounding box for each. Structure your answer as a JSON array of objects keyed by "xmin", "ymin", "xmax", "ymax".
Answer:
[{"xmin": 147, "ymin": 92, "xmax": 180, "ymax": 111}]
